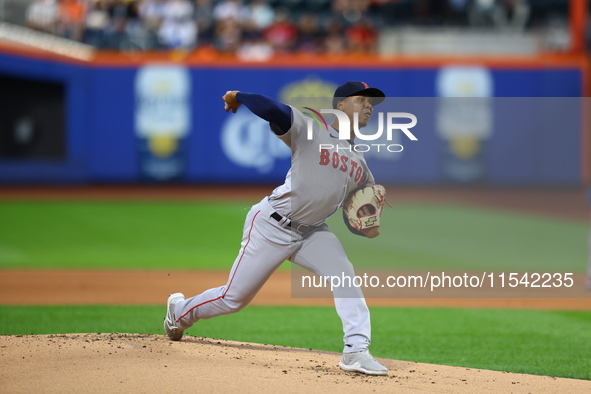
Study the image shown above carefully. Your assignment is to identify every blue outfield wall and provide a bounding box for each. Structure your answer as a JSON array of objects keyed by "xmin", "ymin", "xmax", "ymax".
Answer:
[{"xmin": 0, "ymin": 51, "xmax": 584, "ymax": 185}]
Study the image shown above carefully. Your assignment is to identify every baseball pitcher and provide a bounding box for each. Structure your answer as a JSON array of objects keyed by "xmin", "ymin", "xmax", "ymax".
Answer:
[{"xmin": 164, "ymin": 81, "xmax": 390, "ymax": 375}]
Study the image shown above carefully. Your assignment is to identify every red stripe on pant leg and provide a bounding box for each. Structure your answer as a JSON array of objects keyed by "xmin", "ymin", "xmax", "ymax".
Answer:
[
  {"xmin": 176, "ymin": 210, "xmax": 261, "ymax": 322},
  {"xmin": 222, "ymin": 209, "xmax": 261, "ymax": 297}
]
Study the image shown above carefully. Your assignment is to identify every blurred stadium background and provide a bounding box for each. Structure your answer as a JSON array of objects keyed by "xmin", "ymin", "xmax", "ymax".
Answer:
[{"xmin": 0, "ymin": 0, "xmax": 589, "ymax": 185}]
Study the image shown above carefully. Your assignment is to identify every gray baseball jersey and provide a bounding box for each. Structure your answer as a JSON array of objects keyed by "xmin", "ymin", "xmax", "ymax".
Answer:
[{"xmin": 269, "ymin": 106, "xmax": 375, "ymax": 226}]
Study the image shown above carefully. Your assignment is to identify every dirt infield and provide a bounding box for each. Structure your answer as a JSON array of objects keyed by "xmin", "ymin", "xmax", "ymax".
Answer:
[
  {"xmin": 1, "ymin": 269, "xmax": 590, "ymax": 392},
  {"xmin": 0, "ymin": 185, "xmax": 589, "ymax": 392},
  {"xmin": 1, "ymin": 270, "xmax": 591, "ymax": 310},
  {"xmin": 1, "ymin": 333, "xmax": 590, "ymax": 393}
]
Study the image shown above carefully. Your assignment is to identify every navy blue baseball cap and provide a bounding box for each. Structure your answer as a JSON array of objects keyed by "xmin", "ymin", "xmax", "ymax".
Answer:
[{"xmin": 332, "ymin": 81, "xmax": 386, "ymax": 109}]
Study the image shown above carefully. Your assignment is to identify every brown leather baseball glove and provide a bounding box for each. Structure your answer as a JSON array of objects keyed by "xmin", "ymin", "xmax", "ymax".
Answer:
[{"xmin": 342, "ymin": 184, "xmax": 389, "ymax": 238}]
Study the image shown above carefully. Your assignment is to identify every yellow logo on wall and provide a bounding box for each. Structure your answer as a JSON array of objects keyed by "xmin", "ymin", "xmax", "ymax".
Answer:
[
  {"xmin": 149, "ymin": 135, "xmax": 179, "ymax": 158},
  {"xmin": 436, "ymin": 67, "xmax": 493, "ymax": 161},
  {"xmin": 280, "ymin": 77, "xmax": 338, "ymax": 113},
  {"xmin": 136, "ymin": 65, "xmax": 191, "ymax": 159}
]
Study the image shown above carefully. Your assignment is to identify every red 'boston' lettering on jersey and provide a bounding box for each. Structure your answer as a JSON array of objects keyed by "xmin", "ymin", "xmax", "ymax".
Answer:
[
  {"xmin": 319, "ymin": 149, "xmax": 330, "ymax": 165},
  {"xmin": 354, "ymin": 167, "xmax": 363, "ymax": 182},
  {"xmin": 319, "ymin": 149, "xmax": 365, "ymax": 186},
  {"xmin": 340, "ymin": 156, "xmax": 348, "ymax": 172},
  {"xmin": 331, "ymin": 152, "xmax": 339, "ymax": 168},
  {"xmin": 349, "ymin": 161, "xmax": 358, "ymax": 177}
]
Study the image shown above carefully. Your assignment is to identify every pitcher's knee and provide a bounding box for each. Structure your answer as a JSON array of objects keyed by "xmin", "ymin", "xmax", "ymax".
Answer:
[{"xmin": 222, "ymin": 296, "xmax": 249, "ymax": 314}]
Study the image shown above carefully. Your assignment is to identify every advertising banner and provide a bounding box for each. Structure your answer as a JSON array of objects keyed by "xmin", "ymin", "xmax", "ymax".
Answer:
[
  {"xmin": 0, "ymin": 50, "xmax": 584, "ymax": 185},
  {"xmin": 135, "ymin": 65, "xmax": 191, "ymax": 181}
]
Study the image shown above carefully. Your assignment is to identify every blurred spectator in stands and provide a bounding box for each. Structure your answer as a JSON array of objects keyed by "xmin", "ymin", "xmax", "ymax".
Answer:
[
  {"xmin": 238, "ymin": 18, "xmax": 273, "ymax": 60},
  {"xmin": 158, "ymin": 0, "xmax": 197, "ymax": 49},
  {"xmin": 263, "ymin": 7, "xmax": 297, "ymax": 53},
  {"xmin": 124, "ymin": 0, "xmax": 154, "ymax": 50},
  {"xmin": 333, "ymin": 0, "xmax": 370, "ymax": 25},
  {"xmin": 373, "ymin": 0, "xmax": 409, "ymax": 27},
  {"xmin": 237, "ymin": 36, "xmax": 274, "ymax": 60},
  {"xmin": 241, "ymin": 16, "xmax": 262, "ymax": 41},
  {"xmin": 57, "ymin": 0, "xmax": 86, "ymax": 41},
  {"xmin": 214, "ymin": 18, "xmax": 242, "ymax": 52},
  {"xmin": 468, "ymin": 0, "xmax": 494, "ymax": 26},
  {"xmin": 496, "ymin": 0, "xmax": 529, "ymax": 31},
  {"xmin": 104, "ymin": 0, "xmax": 134, "ymax": 48},
  {"xmin": 469, "ymin": 0, "xmax": 529, "ymax": 30},
  {"xmin": 213, "ymin": 0, "xmax": 243, "ymax": 22},
  {"xmin": 243, "ymin": 0, "xmax": 274, "ymax": 30},
  {"xmin": 445, "ymin": 0, "xmax": 469, "ymax": 26},
  {"xmin": 345, "ymin": 16, "xmax": 377, "ymax": 53},
  {"xmin": 323, "ymin": 16, "xmax": 347, "ymax": 54},
  {"xmin": 26, "ymin": 0, "xmax": 59, "ymax": 35},
  {"xmin": 194, "ymin": 0, "xmax": 215, "ymax": 46},
  {"xmin": 84, "ymin": 0, "xmax": 110, "ymax": 46},
  {"xmin": 295, "ymin": 13, "xmax": 323, "ymax": 53},
  {"xmin": 139, "ymin": 0, "xmax": 166, "ymax": 46}
]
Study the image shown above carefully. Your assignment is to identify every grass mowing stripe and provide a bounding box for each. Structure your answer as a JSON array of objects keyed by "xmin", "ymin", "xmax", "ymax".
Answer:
[
  {"xmin": 0, "ymin": 202, "xmax": 251, "ymax": 269},
  {"xmin": 0, "ymin": 201, "xmax": 587, "ymax": 272},
  {"xmin": 328, "ymin": 203, "xmax": 587, "ymax": 272},
  {"xmin": 1, "ymin": 305, "xmax": 589, "ymax": 380}
]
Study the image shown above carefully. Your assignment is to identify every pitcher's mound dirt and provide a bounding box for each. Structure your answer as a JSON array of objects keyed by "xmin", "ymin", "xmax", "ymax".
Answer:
[{"xmin": 1, "ymin": 333, "xmax": 590, "ymax": 393}]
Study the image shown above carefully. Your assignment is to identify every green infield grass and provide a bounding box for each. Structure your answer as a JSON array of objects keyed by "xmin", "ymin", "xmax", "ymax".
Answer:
[
  {"xmin": 0, "ymin": 305, "xmax": 589, "ymax": 380},
  {"xmin": 0, "ymin": 201, "xmax": 586, "ymax": 272}
]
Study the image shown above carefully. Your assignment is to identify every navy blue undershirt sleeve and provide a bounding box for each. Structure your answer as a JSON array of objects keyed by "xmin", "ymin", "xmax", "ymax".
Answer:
[{"xmin": 236, "ymin": 92, "xmax": 292, "ymax": 135}]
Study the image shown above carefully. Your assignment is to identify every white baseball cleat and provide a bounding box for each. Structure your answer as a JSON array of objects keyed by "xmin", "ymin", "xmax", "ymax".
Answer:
[
  {"xmin": 164, "ymin": 293, "xmax": 185, "ymax": 341},
  {"xmin": 339, "ymin": 349, "xmax": 388, "ymax": 375}
]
